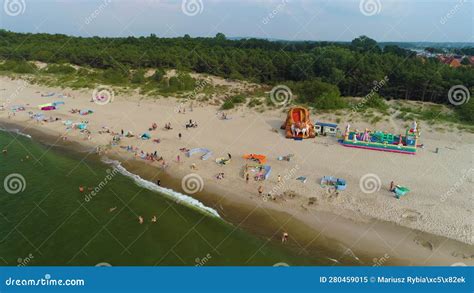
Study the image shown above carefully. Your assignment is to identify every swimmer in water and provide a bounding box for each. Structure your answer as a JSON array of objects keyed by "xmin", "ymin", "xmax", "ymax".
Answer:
[
  {"xmin": 109, "ymin": 207, "xmax": 117, "ymax": 212},
  {"xmin": 138, "ymin": 216, "xmax": 144, "ymax": 224},
  {"xmin": 281, "ymin": 232, "xmax": 289, "ymax": 243},
  {"xmin": 151, "ymin": 216, "xmax": 157, "ymax": 223},
  {"xmin": 79, "ymin": 186, "xmax": 84, "ymax": 193}
]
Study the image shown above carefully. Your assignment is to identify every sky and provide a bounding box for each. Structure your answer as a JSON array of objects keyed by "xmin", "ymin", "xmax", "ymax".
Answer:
[{"xmin": 0, "ymin": 0, "xmax": 472, "ymax": 43}]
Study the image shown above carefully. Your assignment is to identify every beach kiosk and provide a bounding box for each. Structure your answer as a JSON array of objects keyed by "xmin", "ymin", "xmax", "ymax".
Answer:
[{"xmin": 315, "ymin": 122, "xmax": 338, "ymax": 136}]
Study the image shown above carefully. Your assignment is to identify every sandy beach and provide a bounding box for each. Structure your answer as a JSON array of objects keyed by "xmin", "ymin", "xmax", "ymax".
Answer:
[{"xmin": 1, "ymin": 76, "xmax": 473, "ymax": 266}]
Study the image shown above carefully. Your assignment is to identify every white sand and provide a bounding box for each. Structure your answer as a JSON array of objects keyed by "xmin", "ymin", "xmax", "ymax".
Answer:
[{"xmin": 1, "ymin": 76, "xmax": 473, "ymax": 265}]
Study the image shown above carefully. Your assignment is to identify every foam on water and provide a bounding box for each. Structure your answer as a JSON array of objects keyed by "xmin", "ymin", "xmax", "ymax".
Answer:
[
  {"xmin": 0, "ymin": 127, "xmax": 32, "ymax": 139},
  {"xmin": 102, "ymin": 158, "xmax": 221, "ymax": 218}
]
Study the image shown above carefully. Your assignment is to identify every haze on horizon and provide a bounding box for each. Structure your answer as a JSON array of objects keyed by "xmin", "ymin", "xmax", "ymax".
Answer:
[{"xmin": 0, "ymin": 0, "xmax": 472, "ymax": 43}]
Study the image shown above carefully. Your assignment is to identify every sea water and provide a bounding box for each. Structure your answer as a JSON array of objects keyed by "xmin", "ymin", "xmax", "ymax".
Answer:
[{"xmin": 0, "ymin": 129, "xmax": 317, "ymax": 266}]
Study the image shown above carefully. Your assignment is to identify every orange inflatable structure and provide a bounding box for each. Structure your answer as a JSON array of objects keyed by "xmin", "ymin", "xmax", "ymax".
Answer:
[
  {"xmin": 243, "ymin": 154, "xmax": 267, "ymax": 164},
  {"xmin": 281, "ymin": 107, "xmax": 315, "ymax": 139}
]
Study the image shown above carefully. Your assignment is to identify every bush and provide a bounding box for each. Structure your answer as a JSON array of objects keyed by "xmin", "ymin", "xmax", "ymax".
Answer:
[
  {"xmin": 247, "ymin": 98, "xmax": 263, "ymax": 108},
  {"xmin": 151, "ymin": 68, "xmax": 165, "ymax": 82},
  {"xmin": 160, "ymin": 73, "xmax": 196, "ymax": 93},
  {"xmin": 101, "ymin": 67, "xmax": 128, "ymax": 84},
  {"xmin": 0, "ymin": 60, "xmax": 37, "ymax": 74},
  {"xmin": 221, "ymin": 95, "xmax": 246, "ymax": 109},
  {"xmin": 45, "ymin": 64, "xmax": 76, "ymax": 74},
  {"xmin": 355, "ymin": 93, "xmax": 389, "ymax": 113},
  {"xmin": 456, "ymin": 98, "xmax": 474, "ymax": 124},
  {"xmin": 131, "ymin": 69, "xmax": 145, "ymax": 84},
  {"xmin": 290, "ymin": 80, "xmax": 346, "ymax": 110}
]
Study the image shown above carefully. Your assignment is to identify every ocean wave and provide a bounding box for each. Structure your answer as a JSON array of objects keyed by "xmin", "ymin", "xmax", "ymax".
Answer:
[
  {"xmin": 0, "ymin": 127, "xmax": 32, "ymax": 139},
  {"xmin": 102, "ymin": 158, "xmax": 220, "ymax": 218}
]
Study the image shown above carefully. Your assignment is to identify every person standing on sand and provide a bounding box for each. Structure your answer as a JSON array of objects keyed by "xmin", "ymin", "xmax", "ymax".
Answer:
[
  {"xmin": 246, "ymin": 173, "xmax": 249, "ymax": 183},
  {"xmin": 277, "ymin": 174, "xmax": 281, "ymax": 183},
  {"xmin": 390, "ymin": 181, "xmax": 395, "ymax": 192},
  {"xmin": 178, "ymin": 133, "xmax": 182, "ymax": 139},
  {"xmin": 258, "ymin": 185, "xmax": 263, "ymax": 196},
  {"xmin": 177, "ymin": 155, "xmax": 180, "ymax": 163}
]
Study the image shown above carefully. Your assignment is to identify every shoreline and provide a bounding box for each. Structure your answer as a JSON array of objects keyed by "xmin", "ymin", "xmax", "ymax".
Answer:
[
  {"xmin": 1, "ymin": 119, "xmax": 472, "ymax": 266},
  {"xmin": 1, "ymin": 75, "xmax": 473, "ymax": 266}
]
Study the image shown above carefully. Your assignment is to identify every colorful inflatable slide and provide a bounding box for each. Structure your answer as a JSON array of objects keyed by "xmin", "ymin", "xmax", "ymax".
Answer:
[{"xmin": 281, "ymin": 107, "xmax": 315, "ymax": 139}]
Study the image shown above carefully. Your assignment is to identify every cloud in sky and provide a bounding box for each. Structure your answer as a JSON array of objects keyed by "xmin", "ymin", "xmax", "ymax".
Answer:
[{"xmin": 0, "ymin": 0, "xmax": 471, "ymax": 42}]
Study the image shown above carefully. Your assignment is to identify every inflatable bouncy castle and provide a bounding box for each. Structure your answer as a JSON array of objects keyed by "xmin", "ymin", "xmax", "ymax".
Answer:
[
  {"xmin": 340, "ymin": 121, "xmax": 421, "ymax": 155},
  {"xmin": 281, "ymin": 107, "xmax": 315, "ymax": 139}
]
